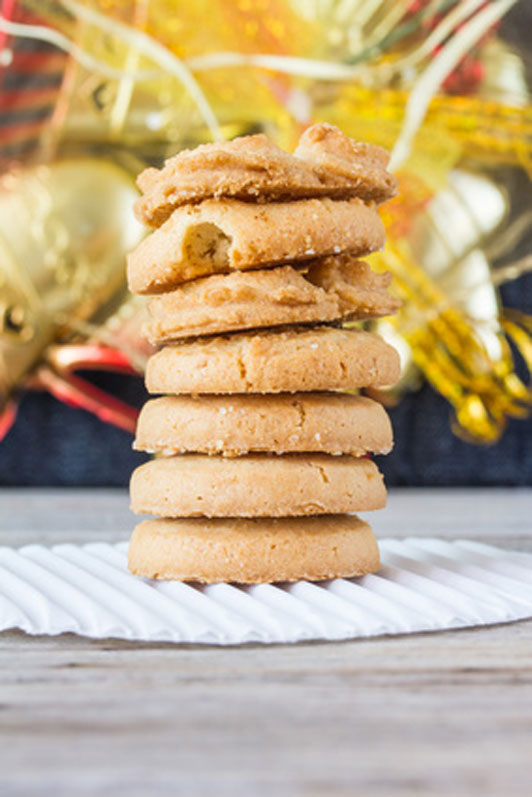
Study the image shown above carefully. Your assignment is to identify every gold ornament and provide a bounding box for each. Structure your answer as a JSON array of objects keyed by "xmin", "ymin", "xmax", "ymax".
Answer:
[{"xmin": 0, "ymin": 159, "xmax": 147, "ymax": 430}]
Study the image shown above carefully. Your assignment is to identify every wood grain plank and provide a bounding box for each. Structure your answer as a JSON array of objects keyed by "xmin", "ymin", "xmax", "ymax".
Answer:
[
  {"xmin": 0, "ymin": 489, "xmax": 531, "ymax": 795},
  {"xmin": 0, "ymin": 488, "xmax": 530, "ymax": 550}
]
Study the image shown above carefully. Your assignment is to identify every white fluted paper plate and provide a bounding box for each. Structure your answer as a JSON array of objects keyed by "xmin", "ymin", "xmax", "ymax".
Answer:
[{"xmin": 1, "ymin": 538, "xmax": 531, "ymax": 645}]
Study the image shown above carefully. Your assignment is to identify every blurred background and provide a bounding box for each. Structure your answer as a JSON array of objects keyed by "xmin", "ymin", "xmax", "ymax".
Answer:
[{"xmin": 0, "ymin": 0, "xmax": 531, "ymax": 487}]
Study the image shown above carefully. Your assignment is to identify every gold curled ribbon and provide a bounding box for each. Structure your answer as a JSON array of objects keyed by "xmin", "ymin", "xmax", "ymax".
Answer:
[{"xmin": 370, "ymin": 239, "xmax": 532, "ymax": 443}]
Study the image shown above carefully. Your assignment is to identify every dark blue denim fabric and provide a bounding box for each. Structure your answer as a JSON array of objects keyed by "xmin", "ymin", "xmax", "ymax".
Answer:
[
  {"xmin": 0, "ymin": 374, "xmax": 149, "ymax": 487},
  {"xmin": 1, "ymin": 325, "xmax": 532, "ymax": 487}
]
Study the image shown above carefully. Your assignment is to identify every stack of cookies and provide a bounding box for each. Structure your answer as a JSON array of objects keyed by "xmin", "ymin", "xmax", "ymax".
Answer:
[{"xmin": 127, "ymin": 123, "xmax": 400, "ymax": 584}]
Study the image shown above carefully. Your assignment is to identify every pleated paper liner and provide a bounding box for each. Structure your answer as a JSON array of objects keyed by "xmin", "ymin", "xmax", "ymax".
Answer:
[{"xmin": 1, "ymin": 537, "xmax": 531, "ymax": 645}]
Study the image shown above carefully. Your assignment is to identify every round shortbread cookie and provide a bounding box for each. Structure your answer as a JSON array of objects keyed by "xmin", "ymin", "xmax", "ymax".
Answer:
[
  {"xmin": 144, "ymin": 258, "xmax": 400, "ymax": 343},
  {"xmin": 128, "ymin": 515, "xmax": 380, "ymax": 583},
  {"xmin": 134, "ymin": 393, "xmax": 393, "ymax": 457},
  {"xmin": 134, "ymin": 122, "xmax": 397, "ymax": 228},
  {"xmin": 127, "ymin": 197, "xmax": 385, "ymax": 294},
  {"xmin": 145, "ymin": 327, "xmax": 400, "ymax": 395},
  {"xmin": 130, "ymin": 454, "xmax": 386, "ymax": 518}
]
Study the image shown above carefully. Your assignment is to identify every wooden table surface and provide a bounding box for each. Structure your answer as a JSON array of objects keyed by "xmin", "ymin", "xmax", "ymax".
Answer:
[{"xmin": 1, "ymin": 488, "xmax": 531, "ymax": 796}]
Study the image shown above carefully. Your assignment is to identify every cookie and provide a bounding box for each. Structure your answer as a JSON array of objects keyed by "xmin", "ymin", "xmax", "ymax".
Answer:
[
  {"xmin": 134, "ymin": 122, "xmax": 397, "ymax": 227},
  {"xmin": 127, "ymin": 197, "xmax": 385, "ymax": 294},
  {"xmin": 145, "ymin": 327, "xmax": 401, "ymax": 395},
  {"xmin": 144, "ymin": 257, "xmax": 400, "ymax": 343},
  {"xmin": 134, "ymin": 393, "xmax": 393, "ymax": 457},
  {"xmin": 129, "ymin": 454, "xmax": 386, "ymax": 517},
  {"xmin": 128, "ymin": 514, "xmax": 380, "ymax": 583}
]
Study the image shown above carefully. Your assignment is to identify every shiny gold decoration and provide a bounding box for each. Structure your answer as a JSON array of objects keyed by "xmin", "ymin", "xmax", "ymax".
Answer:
[
  {"xmin": 1, "ymin": 0, "xmax": 531, "ymax": 442},
  {"xmin": 0, "ymin": 159, "xmax": 146, "ymax": 422},
  {"xmin": 366, "ymin": 166, "xmax": 532, "ymax": 442},
  {"xmin": 317, "ymin": 85, "xmax": 532, "ymax": 176}
]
